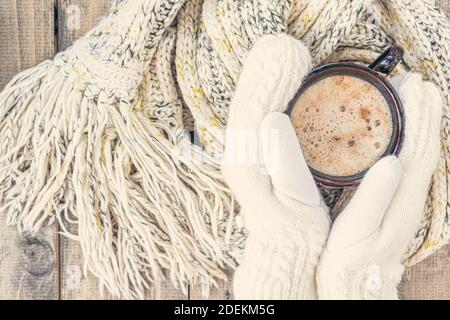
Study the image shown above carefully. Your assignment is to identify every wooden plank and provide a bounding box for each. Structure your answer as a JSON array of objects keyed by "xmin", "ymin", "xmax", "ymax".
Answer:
[
  {"xmin": 0, "ymin": 0, "xmax": 58, "ymax": 300},
  {"xmin": 193, "ymin": 0, "xmax": 450, "ymax": 301},
  {"xmin": 55, "ymin": 0, "xmax": 450, "ymax": 301},
  {"xmin": 0, "ymin": 0, "xmax": 56, "ymax": 89},
  {"xmin": 56, "ymin": 0, "xmax": 186, "ymax": 300},
  {"xmin": 189, "ymin": 271, "xmax": 233, "ymax": 300}
]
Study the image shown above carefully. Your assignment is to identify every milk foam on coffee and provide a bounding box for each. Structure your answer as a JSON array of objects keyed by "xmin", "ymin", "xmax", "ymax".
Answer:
[{"xmin": 291, "ymin": 75, "xmax": 393, "ymax": 177}]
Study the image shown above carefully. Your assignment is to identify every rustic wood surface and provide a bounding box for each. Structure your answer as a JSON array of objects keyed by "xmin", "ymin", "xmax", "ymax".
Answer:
[{"xmin": 0, "ymin": 0, "xmax": 449, "ymax": 300}]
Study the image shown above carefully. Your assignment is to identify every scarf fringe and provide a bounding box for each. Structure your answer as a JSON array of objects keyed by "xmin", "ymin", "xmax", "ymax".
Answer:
[{"xmin": 1, "ymin": 0, "xmax": 450, "ymax": 299}]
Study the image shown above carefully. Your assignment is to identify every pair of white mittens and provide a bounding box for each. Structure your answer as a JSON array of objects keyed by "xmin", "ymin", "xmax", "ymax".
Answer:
[{"xmin": 222, "ymin": 34, "xmax": 443, "ymax": 300}]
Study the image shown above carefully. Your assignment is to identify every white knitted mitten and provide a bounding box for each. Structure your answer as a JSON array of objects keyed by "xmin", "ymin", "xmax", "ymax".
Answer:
[
  {"xmin": 317, "ymin": 73, "xmax": 443, "ymax": 300},
  {"xmin": 222, "ymin": 34, "xmax": 330, "ymax": 300}
]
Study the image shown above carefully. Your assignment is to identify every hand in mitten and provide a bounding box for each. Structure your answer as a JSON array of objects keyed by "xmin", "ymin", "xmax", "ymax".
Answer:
[
  {"xmin": 316, "ymin": 73, "xmax": 443, "ymax": 300},
  {"xmin": 222, "ymin": 34, "xmax": 330, "ymax": 300}
]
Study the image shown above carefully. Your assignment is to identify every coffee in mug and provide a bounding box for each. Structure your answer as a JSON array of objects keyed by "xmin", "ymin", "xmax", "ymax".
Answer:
[{"xmin": 287, "ymin": 45, "xmax": 405, "ymax": 187}]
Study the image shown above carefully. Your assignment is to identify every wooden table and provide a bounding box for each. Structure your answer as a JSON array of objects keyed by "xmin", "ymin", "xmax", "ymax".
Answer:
[{"xmin": 0, "ymin": 0, "xmax": 449, "ymax": 300}]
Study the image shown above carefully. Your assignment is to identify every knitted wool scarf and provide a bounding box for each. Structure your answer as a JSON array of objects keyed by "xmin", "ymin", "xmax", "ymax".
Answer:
[{"xmin": 0, "ymin": 0, "xmax": 449, "ymax": 299}]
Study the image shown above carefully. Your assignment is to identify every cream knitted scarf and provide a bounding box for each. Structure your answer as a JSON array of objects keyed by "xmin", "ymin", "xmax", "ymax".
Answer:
[{"xmin": 0, "ymin": 0, "xmax": 449, "ymax": 299}]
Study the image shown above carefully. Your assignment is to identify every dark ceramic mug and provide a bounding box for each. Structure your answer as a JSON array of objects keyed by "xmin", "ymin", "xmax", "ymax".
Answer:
[{"xmin": 287, "ymin": 45, "xmax": 405, "ymax": 188}]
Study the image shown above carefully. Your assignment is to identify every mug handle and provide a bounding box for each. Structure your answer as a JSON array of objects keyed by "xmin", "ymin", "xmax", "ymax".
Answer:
[{"xmin": 369, "ymin": 44, "xmax": 404, "ymax": 76}]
